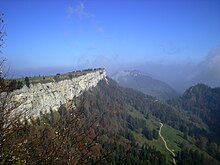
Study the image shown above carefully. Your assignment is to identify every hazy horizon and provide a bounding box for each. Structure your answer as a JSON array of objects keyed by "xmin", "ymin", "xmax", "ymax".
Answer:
[{"xmin": 1, "ymin": 0, "xmax": 220, "ymax": 92}]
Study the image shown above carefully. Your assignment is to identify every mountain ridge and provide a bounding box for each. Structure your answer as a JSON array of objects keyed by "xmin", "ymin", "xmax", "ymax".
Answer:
[
  {"xmin": 169, "ymin": 83, "xmax": 220, "ymax": 140},
  {"xmin": 9, "ymin": 69, "xmax": 107, "ymax": 117}
]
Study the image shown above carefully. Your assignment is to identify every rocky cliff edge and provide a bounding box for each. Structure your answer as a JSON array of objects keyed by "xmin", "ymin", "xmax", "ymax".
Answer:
[{"xmin": 11, "ymin": 69, "xmax": 107, "ymax": 117}]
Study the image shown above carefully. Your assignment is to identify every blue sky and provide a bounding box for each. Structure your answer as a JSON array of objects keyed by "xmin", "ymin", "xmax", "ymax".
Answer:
[{"xmin": 1, "ymin": 0, "xmax": 220, "ymax": 90}]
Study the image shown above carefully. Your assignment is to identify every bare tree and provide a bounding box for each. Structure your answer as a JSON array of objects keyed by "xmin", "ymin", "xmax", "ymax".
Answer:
[
  {"xmin": 0, "ymin": 12, "xmax": 6, "ymax": 86},
  {"xmin": 0, "ymin": 13, "xmax": 108, "ymax": 164},
  {"xmin": 0, "ymin": 13, "xmax": 6, "ymax": 52},
  {"xmin": 0, "ymin": 13, "xmax": 28, "ymax": 164}
]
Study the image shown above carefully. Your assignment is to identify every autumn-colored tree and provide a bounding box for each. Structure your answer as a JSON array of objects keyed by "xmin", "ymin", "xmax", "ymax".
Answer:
[{"xmin": 21, "ymin": 97, "xmax": 104, "ymax": 164}]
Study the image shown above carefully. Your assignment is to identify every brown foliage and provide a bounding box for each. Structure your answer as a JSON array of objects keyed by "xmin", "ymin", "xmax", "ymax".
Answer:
[
  {"xmin": 0, "ymin": 84, "xmax": 104, "ymax": 164},
  {"xmin": 0, "ymin": 13, "xmax": 107, "ymax": 164}
]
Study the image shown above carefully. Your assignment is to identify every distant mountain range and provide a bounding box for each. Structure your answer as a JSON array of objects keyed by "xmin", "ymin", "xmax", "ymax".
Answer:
[{"xmin": 111, "ymin": 70, "xmax": 179, "ymax": 100}]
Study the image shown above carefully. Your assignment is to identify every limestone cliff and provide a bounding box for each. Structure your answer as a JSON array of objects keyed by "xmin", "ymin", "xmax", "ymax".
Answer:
[{"xmin": 11, "ymin": 69, "xmax": 107, "ymax": 117}]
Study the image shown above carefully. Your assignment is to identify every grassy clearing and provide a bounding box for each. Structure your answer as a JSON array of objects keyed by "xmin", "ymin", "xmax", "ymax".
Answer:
[
  {"xmin": 161, "ymin": 124, "xmax": 197, "ymax": 152},
  {"xmin": 129, "ymin": 109, "xmax": 174, "ymax": 164},
  {"xmin": 129, "ymin": 108, "xmax": 202, "ymax": 164},
  {"xmin": 133, "ymin": 130, "xmax": 173, "ymax": 164}
]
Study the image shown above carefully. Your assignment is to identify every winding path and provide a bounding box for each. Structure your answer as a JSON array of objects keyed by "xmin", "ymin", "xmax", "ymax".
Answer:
[{"xmin": 159, "ymin": 123, "xmax": 177, "ymax": 165}]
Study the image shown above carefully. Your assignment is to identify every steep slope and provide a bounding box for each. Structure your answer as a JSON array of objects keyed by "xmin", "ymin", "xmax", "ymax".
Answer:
[
  {"xmin": 9, "ymin": 69, "xmax": 107, "ymax": 116},
  {"xmin": 112, "ymin": 70, "xmax": 179, "ymax": 100},
  {"xmin": 169, "ymin": 83, "xmax": 220, "ymax": 139},
  {"xmin": 168, "ymin": 83, "xmax": 220, "ymax": 162},
  {"xmin": 5, "ymin": 72, "xmax": 220, "ymax": 164},
  {"xmin": 80, "ymin": 78, "xmax": 219, "ymax": 164}
]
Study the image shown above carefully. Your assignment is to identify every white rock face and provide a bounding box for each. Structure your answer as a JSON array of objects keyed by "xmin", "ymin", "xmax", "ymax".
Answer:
[{"xmin": 11, "ymin": 69, "xmax": 107, "ymax": 117}]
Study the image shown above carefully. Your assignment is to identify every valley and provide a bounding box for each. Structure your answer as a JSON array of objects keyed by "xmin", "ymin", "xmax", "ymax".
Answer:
[
  {"xmin": 1, "ymin": 69, "xmax": 220, "ymax": 164},
  {"xmin": 1, "ymin": 1, "xmax": 220, "ymax": 164}
]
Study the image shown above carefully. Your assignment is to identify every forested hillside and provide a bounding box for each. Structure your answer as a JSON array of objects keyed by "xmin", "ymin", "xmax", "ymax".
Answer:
[
  {"xmin": 169, "ymin": 84, "xmax": 220, "ymax": 138},
  {"xmin": 168, "ymin": 84, "xmax": 220, "ymax": 162},
  {"xmin": 2, "ymin": 1, "xmax": 220, "ymax": 164},
  {"xmin": 80, "ymin": 78, "xmax": 220, "ymax": 164},
  {"xmin": 1, "ymin": 76, "xmax": 220, "ymax": 164}
]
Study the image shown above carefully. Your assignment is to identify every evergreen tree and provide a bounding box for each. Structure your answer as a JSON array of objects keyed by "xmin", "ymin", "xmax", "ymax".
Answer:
[
  {"xmin": 153, "ymin": 129, "xmax": 159, "ymax": 139},
  {"xmin": 25, "ymin": 76, "xmax": 30, "ymax": 88}
]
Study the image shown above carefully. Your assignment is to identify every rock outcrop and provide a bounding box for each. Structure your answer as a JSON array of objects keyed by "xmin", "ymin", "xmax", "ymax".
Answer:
[{"xmin": 11, "ymin": 69, "xmax": 107, "ymax": 117}]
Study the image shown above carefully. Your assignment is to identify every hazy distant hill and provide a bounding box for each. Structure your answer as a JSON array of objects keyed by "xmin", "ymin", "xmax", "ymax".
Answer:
[{"xmin": 111, "ymin": 70, "xmax": 179, "ymax": 100}]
